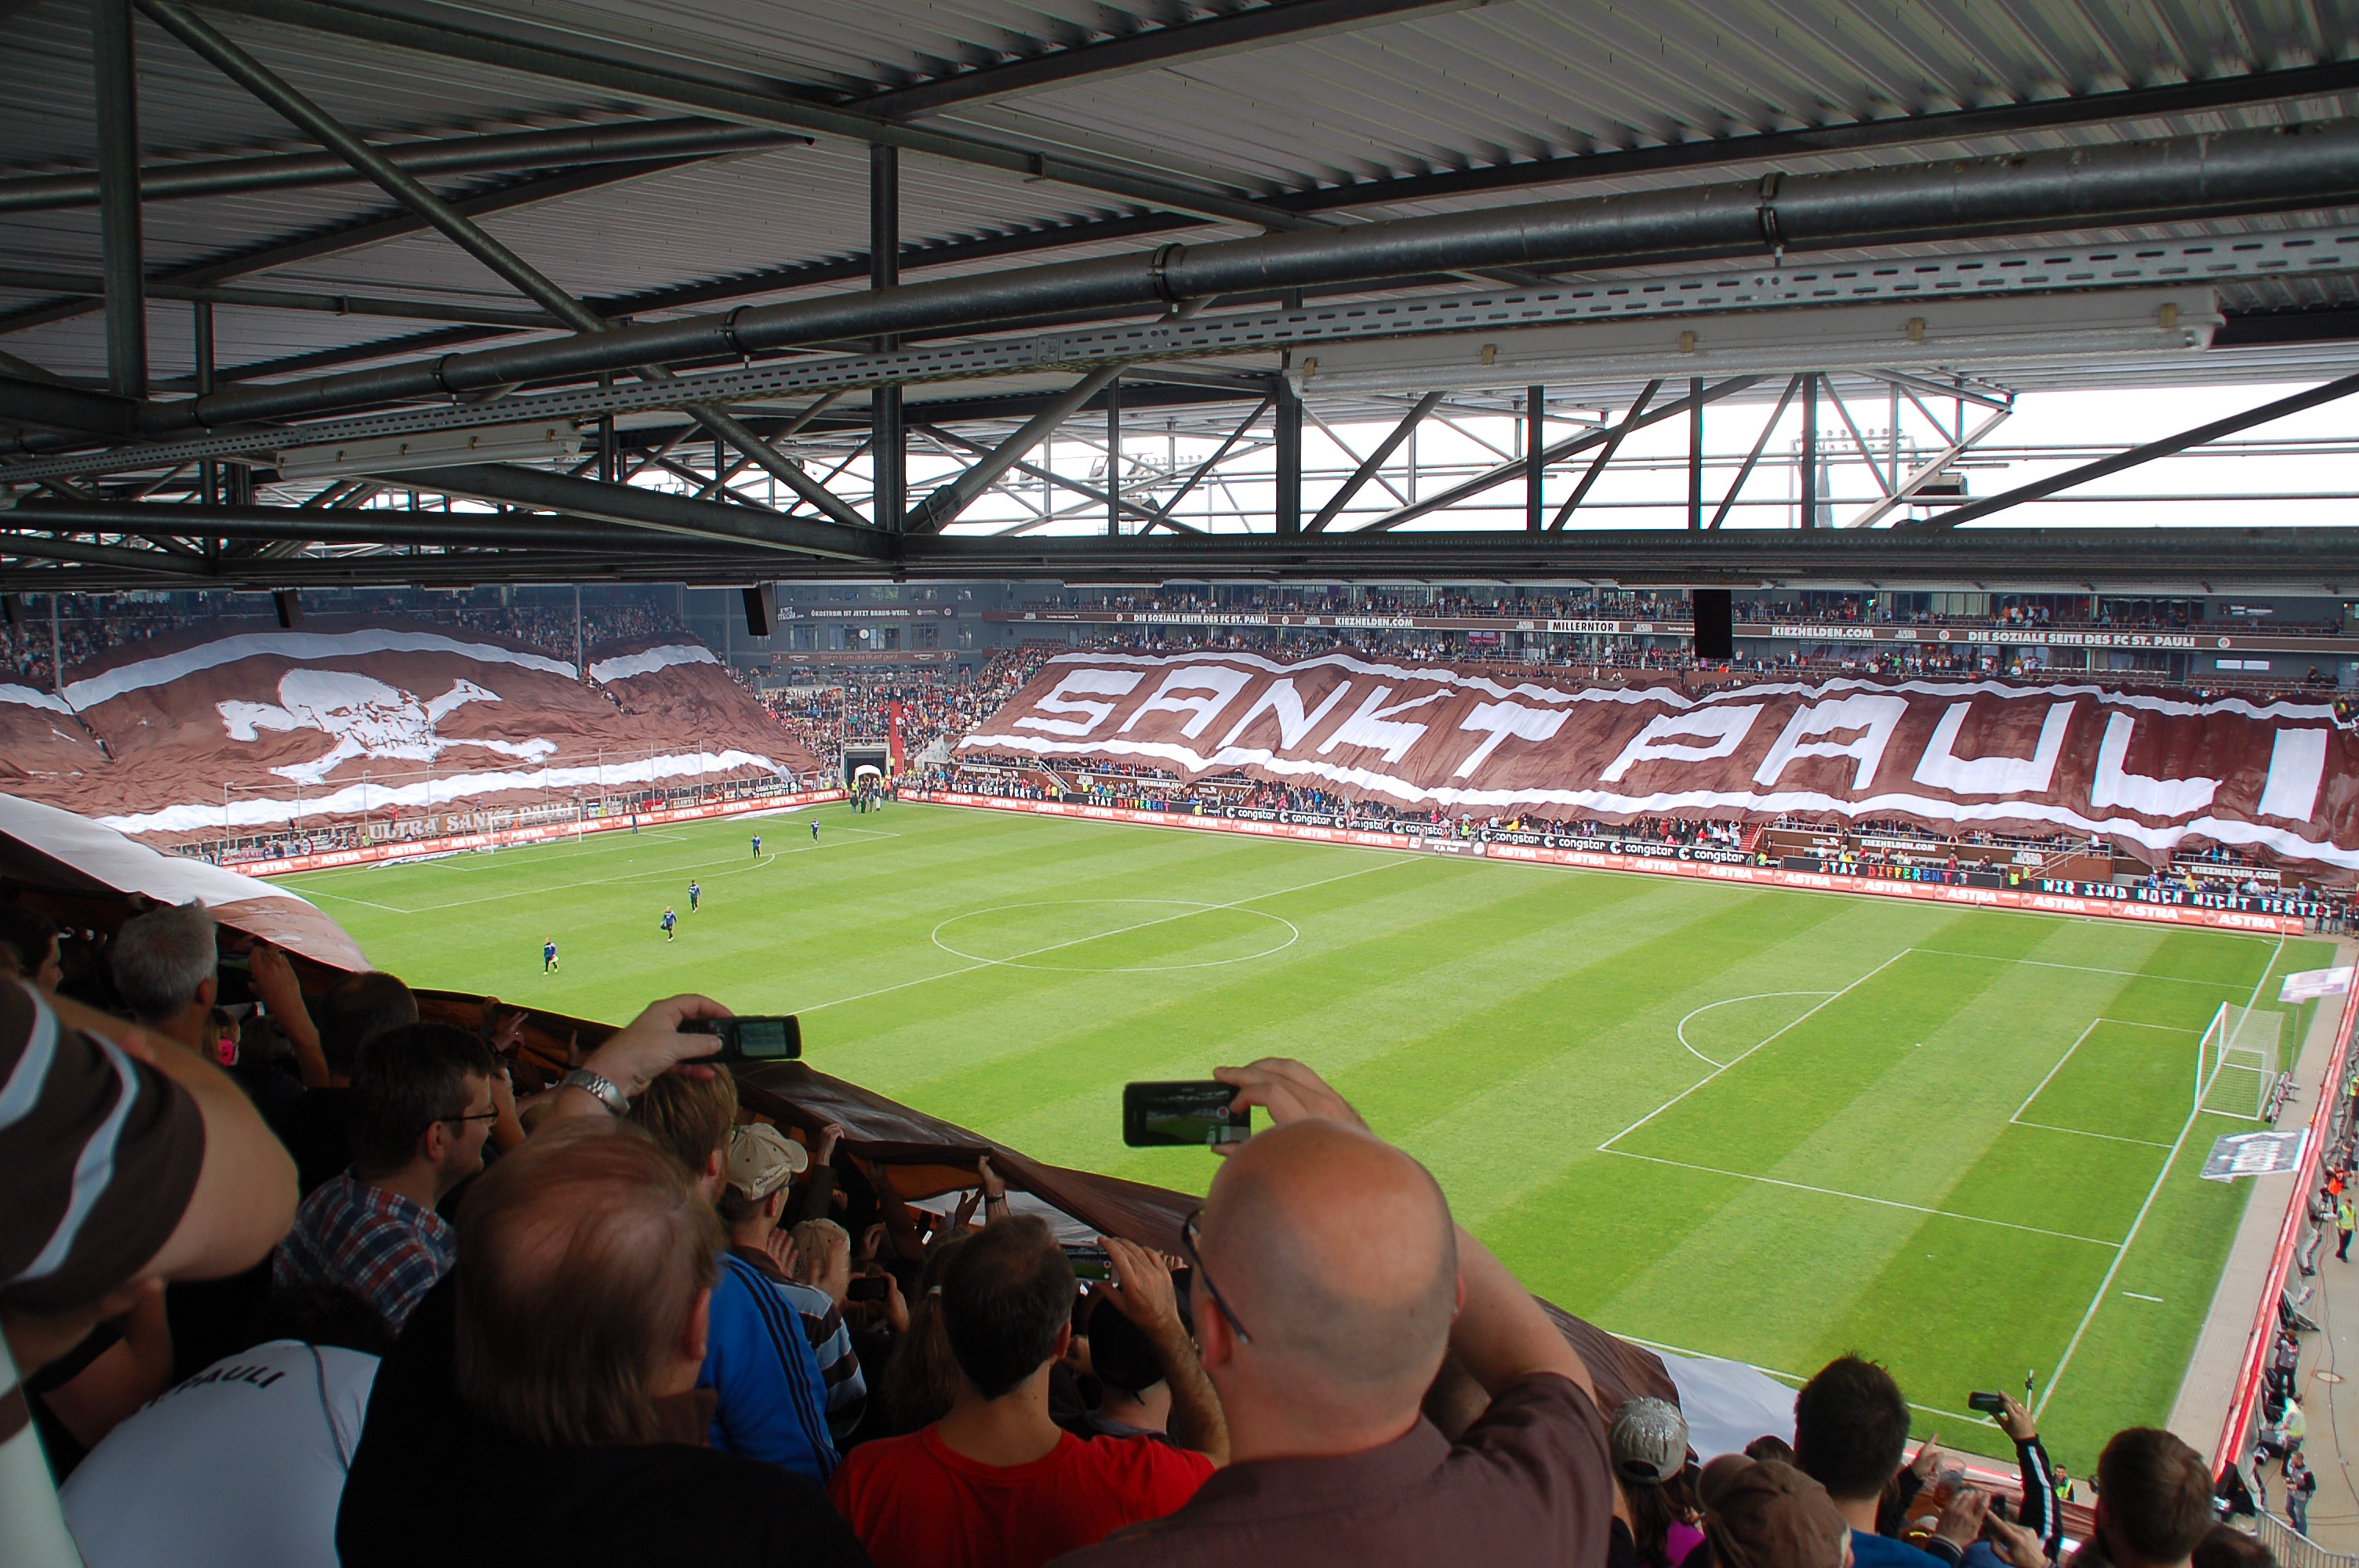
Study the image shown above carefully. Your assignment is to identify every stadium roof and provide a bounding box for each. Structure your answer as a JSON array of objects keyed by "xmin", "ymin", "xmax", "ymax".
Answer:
[{"xmin": 4, "ymin": 0, "xmax": 2359, "ymax": 590}]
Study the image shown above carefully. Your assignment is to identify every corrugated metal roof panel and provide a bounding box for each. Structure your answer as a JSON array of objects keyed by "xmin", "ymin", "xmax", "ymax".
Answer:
[
  {"xmin": 7, "ymin": 0, "xmax": 2359, "ymax": 397},
  {"xmin": 0, "ymin": 0, "xmax": 624, "ymax": 172},
  {"xmin": 940, "ymin": 0, "xmax": 2358, "ymax": 201}
]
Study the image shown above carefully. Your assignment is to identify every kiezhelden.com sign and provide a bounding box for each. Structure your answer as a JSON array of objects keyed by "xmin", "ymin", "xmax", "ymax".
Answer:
[{"xmin": 959, "ymin": 651, "xmax": 2354, "ymax": 870}]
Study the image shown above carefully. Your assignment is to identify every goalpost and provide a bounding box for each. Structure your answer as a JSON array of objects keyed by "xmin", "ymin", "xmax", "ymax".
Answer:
[{"xmin": 2198, "ymin": 1002, "xmax": 2287, "ymax": 1120}]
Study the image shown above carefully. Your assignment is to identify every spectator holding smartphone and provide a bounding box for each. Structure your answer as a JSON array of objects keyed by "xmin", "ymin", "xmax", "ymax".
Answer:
[
  {"xmin": 1053, "ymin": 1058, "xmax": 1614, "ymax": 1568},
  {"xmin": 830, "ymin": 1219, "xmax": 1220, "ymax": 1568}
]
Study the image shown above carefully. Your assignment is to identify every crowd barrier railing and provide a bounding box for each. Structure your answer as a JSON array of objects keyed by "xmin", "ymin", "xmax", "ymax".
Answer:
[
  {"xmin": 907, "ymin": 791, "xmax": 2314, "ymax": 936},
  {"xmin": 2259, "ymin": 1508, "xmax": 2359, "ymax": 1568},
  {"xmin": 219, "ymin": 788, "xmax": 849, "ymax": 878},
  {"xmin": 2215, "ymin": 975, "xmax": 2359, "ymax": 1477}
]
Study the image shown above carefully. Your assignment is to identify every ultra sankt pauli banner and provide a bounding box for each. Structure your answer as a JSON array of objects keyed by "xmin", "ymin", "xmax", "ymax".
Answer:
[{"xmin": 958, "ymin": 651, "xmax": 2355, "ymax": 872}]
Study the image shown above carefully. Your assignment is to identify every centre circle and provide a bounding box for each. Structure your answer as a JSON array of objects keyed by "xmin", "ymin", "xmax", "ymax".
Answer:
[{"xmin": 930, "ymin": 899, "xmax": 1299, "ymax": 973}]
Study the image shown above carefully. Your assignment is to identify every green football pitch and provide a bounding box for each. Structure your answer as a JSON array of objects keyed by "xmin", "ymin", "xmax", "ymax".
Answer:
[{"xmin": 278, "ymin": 800, "xmax": 2331, "ymax": 1470}]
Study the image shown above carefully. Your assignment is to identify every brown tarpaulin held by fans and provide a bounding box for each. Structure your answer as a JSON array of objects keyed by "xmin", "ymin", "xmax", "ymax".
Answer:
[
  {"xmin": 0, "ymin": 789, "xmax": 367, "ymax": 971},
  {"xmin": 958, "ymin": 649, "xmax": 2357, "ymax": 873},
  {"xmin": 0, "ymin": 616, "xmax": 817, "ymax": 845},
  {"xmin": 451, "ymin": 994, "xmax": 1677, "ymax": 1417}
]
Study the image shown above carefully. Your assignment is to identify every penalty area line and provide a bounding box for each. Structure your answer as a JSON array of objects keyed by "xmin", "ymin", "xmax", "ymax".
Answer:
[
  {"xmin": 1598, "ymin": 1149, "xmax": 2125, "ymax": 1248},
  {"xmin": 1599, "ymin": 948, "xmax": 1914, "ymax": 1152}
]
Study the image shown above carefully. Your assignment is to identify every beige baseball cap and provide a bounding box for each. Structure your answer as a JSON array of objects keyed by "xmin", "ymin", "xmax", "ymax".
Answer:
[{"xmin": 725, "ymin": 1123, "xmax": 809, "ymax": 1201}]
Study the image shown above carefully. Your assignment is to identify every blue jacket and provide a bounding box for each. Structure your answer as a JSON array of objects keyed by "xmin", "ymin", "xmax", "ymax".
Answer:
[{"xmin": 700, "ymin": 1251, "xmax": 838, "ymax": 1484}]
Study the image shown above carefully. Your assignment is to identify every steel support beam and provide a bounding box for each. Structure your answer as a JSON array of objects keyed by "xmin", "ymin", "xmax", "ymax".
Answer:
[
  {"xmin": 0, "ymin": 530, "xmax": 215, "ymax": 573},
  {"xmin": 190, "ymin": 0, "xmax": 1332, "ymax": 234},
  {"xmin": 1142, "ymin": 398, "xmax": 1267, "ymax": 533},
  {"xmin": 1368, "ymin": 376, "xmax": 1757, "ymax": 532},
  {"xmin": 0, "ymin": 118, "xmax": 801, "ymax": 212},
  {"xmin": 904, "ymin": 365, "xmax": 1124, "ymax": 532},
  {"xmin": 0, "ymin": 160, "xmax": 698, "ymax": 339},
  {"xmin": 0, "ymin": 267, "xmax": 562, "ymax": 328},
  {"xmin": 1687, "ymin": 377, "xmax": 1703, "ymax": 530},
  {"xmin": 138, "ymin": 0, "xmax": 875, "ymax": 538},
  {"xmin": 1798, "ymin": 372, "xmax": 1819, "ymax": 528},
  {"xmin": 1524, "ymin": 385, "xmax": 1543, "ymax": 532},
  {"xmin": 871, "ymin": 143, "xmax": 905, "ymax": 531},
  {"xmin": 1307, "ymin": 390, "xmax": 1441, "ymax": 533},
  {"xmin": 1549, "ymin": 379, "xmax": 1659, "ymax": 529},
  {"xmin": 1105, "ymin": 373, "xmax": 1121, "ymax": 537},
  {"xmin": 1910, "ymin": 373, "xmax": 2359, "ymax": 529},
  {"xmin": 150, "ymin": 119, "xmax": 2359, "ymax": 436},
  {"xmin": 91, "ymin": 0, "xmax": 147, "ymax": 397},
  {"xmin": 7, "ymin": 497, "xmax": 770, "ymax": 550},
  {"xmin": 1709, "ymin": 376, "xmax": 1800, "ymax": 531},
  {"xmin": 194, "ymin": 301, "xmax": 216, "ymax": 507},
  {"xmin": 384, "ymin": 464, "xmax": 891, "ymax": 559},
  {"xmin": 1843, "ymin": 401, "xmax": 2012, "ymax": 528},
  {"xmin": 914, "ymin": 423, "xmax": 1170, "ymax": 534},
  {"xmin": 0, "ymin": 522, "xmax": 2352, "ymax": 593},
  {"xmin": 1274, "ymin": 372, "xmax": 1303, "ymax": 535}
]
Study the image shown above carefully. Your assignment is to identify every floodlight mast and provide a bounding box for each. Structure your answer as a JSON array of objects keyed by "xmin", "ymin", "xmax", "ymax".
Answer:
[{"xmin": 125, "ymin": 120, "xmax": 2359, "ymax": 436}]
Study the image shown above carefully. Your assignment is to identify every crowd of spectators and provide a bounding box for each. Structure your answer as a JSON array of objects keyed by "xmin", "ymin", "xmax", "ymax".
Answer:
[
  {"xmin": 2, "ymin": 888, "xmax": 2299, "ymax": 1568},
  {"xmin": 926, "ymin": 760, "xmax": 2352, "ymax": 916},
  {"xmin": 760, "ymin": 650, "xmax": 1060, "ymax": 770},
  {"xmin": 0, "ymin": 593, "xmax": 686, "ymax": 692},
  {"xmin": 1029, "ymin": 586, "xmax": 2343, "ymax": 641}
]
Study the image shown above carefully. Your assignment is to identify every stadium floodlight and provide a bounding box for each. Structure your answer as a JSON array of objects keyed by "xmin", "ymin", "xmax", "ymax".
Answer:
[
  {"xmin": 1285, "ymin": 287, "xmax": 2219, "ymax": 396},
  {"xmin": 274, "ymin": 420, "xmax": 580, "ymax": 481}
]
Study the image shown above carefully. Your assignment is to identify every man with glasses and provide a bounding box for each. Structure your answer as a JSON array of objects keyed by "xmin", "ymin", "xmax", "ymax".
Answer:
[
  {"xmin": 273, "ymin": 1022, "xmax": 502, "ymax": 1331},
  {"xmin": 1056, "ymin": 1058, "xmax": 1613, "ymax": 1567}
]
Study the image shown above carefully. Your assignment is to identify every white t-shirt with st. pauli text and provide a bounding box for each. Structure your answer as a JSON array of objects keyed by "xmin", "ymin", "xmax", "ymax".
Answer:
[{"xmin": 60, "ymin": 1339, "xmax": 377, "ymax": 1568}]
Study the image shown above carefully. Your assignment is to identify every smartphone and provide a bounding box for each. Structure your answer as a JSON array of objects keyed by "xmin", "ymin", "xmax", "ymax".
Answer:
[
  {"xmin": 1122, "ymin": 1081, "xmax": 1250, "ymax": 1148},
  {"xmin": 845, "ymin": 1275, "xmax": 891, "ymax": 1302},
  {"xmin": 1968, "ymin": 1391, "xmax": 2007, "ymax": 1414},
  {"xmin": 682, "ymin": 1014, "xmax": 802, "ymax": 1062},
  {"xmin": 1063, "ymin": 1243, "xmax": 1115, "ymax": 1282}
]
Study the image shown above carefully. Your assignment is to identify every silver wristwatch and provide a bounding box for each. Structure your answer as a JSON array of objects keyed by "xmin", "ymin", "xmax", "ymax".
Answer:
[{"xmin": 558, "ymin": 1067, "xmax": 629, "ymax": 1115}]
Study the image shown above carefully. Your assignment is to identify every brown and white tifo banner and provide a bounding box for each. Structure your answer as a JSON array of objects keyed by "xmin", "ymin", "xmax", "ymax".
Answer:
[{"xmin": 959, "ymin": 651, "xmax": 2354, "ymax": 870}]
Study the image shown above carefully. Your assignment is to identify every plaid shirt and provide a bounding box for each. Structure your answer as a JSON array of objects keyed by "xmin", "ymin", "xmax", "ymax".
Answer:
[{"xmin": 272, "ymin": 1171, "xmax": 454, "ymax": 1330}]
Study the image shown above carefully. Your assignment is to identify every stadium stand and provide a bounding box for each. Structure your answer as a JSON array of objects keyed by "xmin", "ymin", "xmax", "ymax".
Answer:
[
  {"xmin": 0, "ymin": 789, "xmax": 2332, "ymax": 1568},
  {"xmin": 0, "ymin": 610, "xmax": 823, "ymax": 866},
  {"xmin": 0, "ymin": 613, "xmax": 2346, "ymax": 1566}
]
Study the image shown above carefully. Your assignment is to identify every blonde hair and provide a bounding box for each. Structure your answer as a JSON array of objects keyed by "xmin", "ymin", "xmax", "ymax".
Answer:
[{"xmin": 627, "ymin": 1064, "xmax": 738, "ymax": 1182}]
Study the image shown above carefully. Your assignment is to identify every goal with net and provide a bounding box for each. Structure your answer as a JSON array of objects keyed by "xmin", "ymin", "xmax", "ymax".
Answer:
[{"xmin": 2198, "ymin": 1003, "xmax": 2287, "ymax": 1120}]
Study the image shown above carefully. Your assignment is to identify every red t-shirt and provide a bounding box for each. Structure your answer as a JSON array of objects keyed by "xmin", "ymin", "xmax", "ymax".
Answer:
[{"xmin": 828, "ymin": 1425, "xmax": 1212, "ymax": 1568}]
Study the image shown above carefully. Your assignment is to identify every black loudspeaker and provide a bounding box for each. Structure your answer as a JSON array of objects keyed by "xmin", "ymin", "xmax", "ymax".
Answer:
[
  {"xmin": 1, "ymin": 595, "xmax": 21, "ymax": 628},
  {"xmin": 1692, "ymin": 589, "xmax": 1732, "ymax": 661},
  {"xmin": 274, "ymin": 590, "xmax": 302, "ymax": 629},
  {"xmin": 742, "ymin": 583, "xmax": 776, "ymax": 638}
]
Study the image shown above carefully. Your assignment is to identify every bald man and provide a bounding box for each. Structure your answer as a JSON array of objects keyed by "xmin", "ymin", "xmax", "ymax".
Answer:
[{"xmin": 1052, "ymin": 1058, "xmax": 1614, "ymax": 1566}]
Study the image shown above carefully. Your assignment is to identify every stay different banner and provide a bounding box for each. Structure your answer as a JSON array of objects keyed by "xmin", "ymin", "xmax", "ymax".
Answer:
[{"xmin": 958, "ymin": 650, "xmax": 2354, "ymax": 870}]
